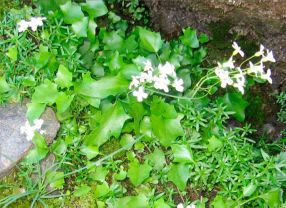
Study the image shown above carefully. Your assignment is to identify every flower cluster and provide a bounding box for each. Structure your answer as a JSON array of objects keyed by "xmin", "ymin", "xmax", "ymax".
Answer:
[
  {"xmin": 215, "ymin": 42, "xmax": 275, "ymax": 94},
  {"xmin": 177, "ymin": 203, "xmax": 196, "ymax": 208},
  {"xmin": 20, "ymin": 119, "xmax": 46, "ymax": 141},
  {"xmin": 129, "ymin": 61, "xmax": 184, "ymax": 102},
  {"xmin": 17, "ymin": 17, "xmax": 46, "ymax": 33}
]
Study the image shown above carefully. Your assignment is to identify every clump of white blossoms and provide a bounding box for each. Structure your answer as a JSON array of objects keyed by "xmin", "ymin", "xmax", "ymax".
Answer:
[
  {"xmin": 215, "ymin": 42, "xmax": 275, "ymax": 94},
  {"xmin": 129, "ymin": 60, "xmax": 184, "ymax": 102},
  {"xmin": 17, "ymin": 17, "xmax": 46, "ymax": 33},
  {"xmin": 177, "ymin": 203, "xmax": 196, "ymax": 208},
  {"xmin": 20, "ymin": 119, "xmax": 46, "ymax": 141}
]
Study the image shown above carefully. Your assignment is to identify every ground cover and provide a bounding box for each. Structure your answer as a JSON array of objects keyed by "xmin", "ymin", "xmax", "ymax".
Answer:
[{"xmin": 0, "ymin": 1, "xmax": 285, "ymax": 207}]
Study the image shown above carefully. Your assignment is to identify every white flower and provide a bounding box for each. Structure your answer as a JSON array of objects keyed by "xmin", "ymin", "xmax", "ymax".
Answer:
[
  {"xmin": 262, "ymin": 50, "xmax": 276, "ymax": 63},
  {"xmin": 219, "ymin": 57, "xmax": 235, "ymax": 69},
  {"xmin": 20, "ymin": 119, "xmax": 45, "ymax": 141},
  {"xmin": 177, "ymin": 203, "xmax": 184, "ymax": 208},
  {"xmin": 129, "ymin": 76, "xmax": 140, "ymax": 89},
  {"xmin": 261, "ymin": 69, "xmax": 272, "ymax": 84},
  {"xmin": 139, "ymin": 71, "xmax": 153, "ymax": 83},
  {"xmin": 29, "ymin": 17, "xmax": 46, "ymax": 31},
  {"xmin": 255, "ymin": 44, "xmax": 265, "ymax": 57},
  {"xmin": 17, "ymin": 17, "xmax": 46, "ymax": 33},
  {"xmin": 215, "ymin": 68, "xmax": 233, "ymax": 88},
  {"xmin": 232, "ymin": 42, "xmax": 245, "ymax": 57},
  {"xmin": 247, "ymin": 61, "xmax": 264, "ymax": 76},
  {"xmin": 172, "ymin": 78, "xmax": 184, "ymax": 92},
  {"xmin": 186, "ymin": 205, "xmax": 196, "ymax": 208},
  {"xmin": 233, "ymin": 68, "xmax": 245, "ymax": 94},
  {"xmin": 144, "ymin": 60, "xmax": 153, "ymax": 72},
  {"xmin": 17, "ymin": 20, "xmax": 29, "ymax": 33},
  {"xmin": 132, "ymin": 86, "xmax": 148, "ymax": 102},
  {"xmin": 158, "ymin": 62, "xmax": 176, "ymax": 77},
  {"xmin": 33, "ymin": 119, "xmax": 44, "ymax": 129},
  {"xmin": 153, "ymin": 75, "xmax": 170, "ymax": 92}
]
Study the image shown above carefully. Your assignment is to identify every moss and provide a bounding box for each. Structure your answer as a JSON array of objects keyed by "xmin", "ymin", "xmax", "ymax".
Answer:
[
  {"xmin": 245, "ymin": 94, "xmax": 265, "ymax": 126},
  {"xmin": 0, "ymin": 173, "xmax": 31, "ymax": 208},
  {"xmin": 209, "ymin": 20, "xmax": 233, "ymax": 49},
  {"xmin": 45, "ymin": 193, "xmax": 98, "ymax": 208}
]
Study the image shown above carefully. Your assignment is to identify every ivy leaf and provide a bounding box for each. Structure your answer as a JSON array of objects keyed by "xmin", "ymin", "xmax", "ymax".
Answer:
[
  {"xmin": 26, "ymin": 102, "xmax": 46, "ymax": 123},
  {"xmin": 126, "ymin": 99, "xmax": 146, "ymax": 134},
  {"xmin": 103, "ymin": 31, "xmax": 124, "ymax": 51},
  {"xmin": 6, "ymin": 45, "xmax": 17, "ymax": 61},
  {"xmin": 108, "ymin": 51, "xmax": 123, "ymax": 73},
  {"xmin": 75, "ymin": 74, "xmax": 129, "ymax": 99},
  {"xmin": 84, "ymin": 102, "xmax": 130, "ymax": 147},
  {"xmin": 95, "ymin": 181, "xmax": 110, "ymax": 198},
  {"xmin": 34, "ymin": 45, "xmax": 51, "ymax": 70},
  {"xmin": 91, "ymin": 166, "xmax": 108, "ymax": 182},
  {"xmin": 119, "ymin": 64, "xmax": 140, "ymax": 80},
  {"xmin": 219, "ymin": 92, "xmax": 249, "ymax": 122},
  {"xmin": 56, "ymin": 92, "xmax": 74, "ymax": 114},
  {"xmin": 207, "ymin": 136, "xmax": 223, "ymax": 152},
  {"xmin": 38, "ymin": 0, "xmax": 61, "ymax": 13},
  {"xmin": 168, "ymin": 163, "xmax": 190, "ymax": 191},
  {"xmin": 211, "ymin": 195, "xmax": 227, "ymax": 208},
  {"xmin": 87, "ymin": 19, "xmax": 97, "ymax": 41},
  {"xmin": 115, "ymin": 194, "xmax": 148, "ymax": 208},
  {"xmin": 72, "ymin": 17, "xmax": 88, "ymax": 38},
  {"xmin": 151, "ymin": 114, "xmax": 184, "ymax": 147},
  {"xmin": 81, "ymin": 0, "xmax": 108, "ymax": 19},
  {"xmin": 80, "ymin": 145, "xmax": 99, "ymax": 160},
  {"xmin": 243, "ymin": 183, "xmax": 257, "ymax": 197},
  {"xmin": 180, "ymin": 28, "xmax": 200, "ymax": 48},
  {"xmin": 145, "ymin": 149, "xmax": 166, "ymax": 171},
  {"xmin": 151, "ymin": 97, "xmax": 177, "ymax": 118},
  {"xmin": 25, "ymin": 132, "xmax": 49, "ymax": 163},
  {"xmin": 60, "ymin": 1, "xmax": 84, "ymax": 24},
  {"xmin": 140, "ymin": 116, "xmax": 152, "ymax": 138},
  {"xmin": 74, "ymin": 184, "xmax": 91, "ymax": 197},
  {"xmin": 32, "ymin": 79, "xmax": 59, "ymax": 104},
  {"xmin": 55, "ymin": 64, "xmax": 73, "ymax": 88},
  {"xmin": 0, "ymin": 76, "xmax": 10, "ymax": 94},
  {"xmin": 82, "ymin": 95, "xmax": 101, "ymax": 108},
  {"xmin": 52, "ymin": 139, "xmax": 67, "ymax": 155},
  {"xmin": 115, "ymin": 166, "xmax": 127, "ymax": 181},
  {"xmin": 138, "ymin": 27, "xmax": 163, "ymax": 53},
  {"xmin": 46, "ymin": 171, "xmax": 65, "ymax": 189},
  {"xmin": 199, "ymin": 33, "xmax": 209, "ymax": 44},
  {"xmin": 171, "ymin": 144, "xmax": 193, "ymax": 163},
  {"xmin": 154, "ymin": 198, "xmax": 171, "ymax": 208},
  {"xmin": 260, "ymin": 189, "xmax": 283, "ymax": 208},
  {"xmin": 212, "ymin": 195, "xmax": 237, "ymax": 208},
  {"xmin": 127, "ymin": 159, "xmax": 152, "ymax": 186}
]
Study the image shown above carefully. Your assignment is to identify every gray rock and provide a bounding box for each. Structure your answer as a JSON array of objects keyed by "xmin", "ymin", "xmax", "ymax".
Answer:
[{"xmin": 0, "ymin": 102, "xmax": 60, "ymax": 178}]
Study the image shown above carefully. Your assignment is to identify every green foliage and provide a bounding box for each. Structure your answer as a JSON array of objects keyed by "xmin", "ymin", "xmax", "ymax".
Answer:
[
  {"xmin": 0, "ymin": 1, "xmax": 285, "ymax": 208},
  {"xmin": 84, "ymin": 101, "xmax": 130, "ymax": 147},
  {"xmin": 127, "ymin": 159, "xmax": 152, "ymax": 186},
  {"xmin": 276, "ymin": 91, "xmax": 286, "ymax": 123},
  {"xmin": 138, "ymin": 27, "xmax": 163, "ymax": 53},
  {"xmin": 218, "ymin": 92, "xmax": 249, "ymax": 122}
]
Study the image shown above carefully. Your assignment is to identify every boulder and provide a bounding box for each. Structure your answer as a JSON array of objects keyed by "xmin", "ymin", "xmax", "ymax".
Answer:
[
  {"xmin": 0, "ymin": 103, "xmax": 60, "ymax": 178},
  {"xmin": 143, "ymin": 0, "xmax": 286, "ymax": 62}
]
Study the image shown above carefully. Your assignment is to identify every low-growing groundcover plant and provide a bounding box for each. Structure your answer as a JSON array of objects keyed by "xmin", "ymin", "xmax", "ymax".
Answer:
[{"xmin": 0, "ymin": 0, "xmax": 286, "ymax": 207}]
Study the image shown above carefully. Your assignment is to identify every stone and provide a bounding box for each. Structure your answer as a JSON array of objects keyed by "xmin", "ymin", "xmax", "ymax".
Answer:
[
  {"xmin": 143, "ymin": 0, "xmax": 286, "ymax": 62},
  {"xmin": 0, "ymin": 102, "xmax": 60, "ymax": 178}
]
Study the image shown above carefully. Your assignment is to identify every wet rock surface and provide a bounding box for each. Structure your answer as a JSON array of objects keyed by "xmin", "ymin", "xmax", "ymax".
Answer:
[
  {"xmin": 0, "ymin": 103, "xmax": 60, "ymax": 178},
  {"xmin": 144, "ymin": 0, "xmax": 286, "ymax": 62}
]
